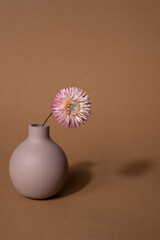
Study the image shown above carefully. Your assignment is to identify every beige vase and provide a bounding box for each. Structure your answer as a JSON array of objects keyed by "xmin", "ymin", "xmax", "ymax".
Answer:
[{"xmin": 9, "ymin": 123, "xmax": 68, "ymax": 199}]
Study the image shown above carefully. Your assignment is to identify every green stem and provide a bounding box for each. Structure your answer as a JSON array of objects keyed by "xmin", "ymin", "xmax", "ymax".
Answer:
[{"xmin": 42, "ymin": 112, "xmax": 53, "ymax": 127}]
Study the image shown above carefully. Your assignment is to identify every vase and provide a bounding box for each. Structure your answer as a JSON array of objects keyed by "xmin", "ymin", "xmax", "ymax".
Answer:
[{"xmin": 9, "ymin": 123, "xmax": 68, "ymax": 199}]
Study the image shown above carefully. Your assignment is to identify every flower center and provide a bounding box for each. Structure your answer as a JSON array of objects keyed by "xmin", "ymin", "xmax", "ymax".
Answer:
[{"xmin": 68, "ymin": 101, "xmax": 80, "ymax": 114}]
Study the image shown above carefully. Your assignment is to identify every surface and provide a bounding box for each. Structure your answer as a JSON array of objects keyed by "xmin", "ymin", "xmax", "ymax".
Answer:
[{"xmin": 1, "ymin": 0, "xmax": 160, "ymax": 239}]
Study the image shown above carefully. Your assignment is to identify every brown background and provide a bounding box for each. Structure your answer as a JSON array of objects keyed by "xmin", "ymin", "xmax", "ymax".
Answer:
[{"xmin": 1, "ymin": 0, "xmax": 160, "ymax": 239}]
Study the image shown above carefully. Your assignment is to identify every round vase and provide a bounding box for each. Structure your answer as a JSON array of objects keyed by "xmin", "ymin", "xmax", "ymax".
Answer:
[{"xmin": 9, "ymin": 123, "xmax": 68, "ymax": 199}]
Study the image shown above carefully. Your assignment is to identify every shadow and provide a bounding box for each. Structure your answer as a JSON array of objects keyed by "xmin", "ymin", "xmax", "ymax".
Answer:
[
  {"xmin": 118, "ymin": 159, "xmax": 155, "ymax": 177},
  {"xmin": 47, "ymin": 161, "xmax": 94, "ymax": 200}
]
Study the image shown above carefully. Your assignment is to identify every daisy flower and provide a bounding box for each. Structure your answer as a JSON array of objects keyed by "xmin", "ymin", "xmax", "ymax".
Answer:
[{"xmin": 42, "ymin": 87, "xmax": 91, "ymax": 128}]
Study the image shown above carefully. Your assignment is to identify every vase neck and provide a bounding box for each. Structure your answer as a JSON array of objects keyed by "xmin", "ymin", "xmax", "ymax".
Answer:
[{"xmin": 28, "ymin": 124, "xmax": 50, "ymax": 139}]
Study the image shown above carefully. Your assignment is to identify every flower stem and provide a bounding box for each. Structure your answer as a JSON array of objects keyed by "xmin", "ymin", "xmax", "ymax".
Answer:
[{"xmin": 42, "ymin": 112, "xmax": 53, "ymax": 127}]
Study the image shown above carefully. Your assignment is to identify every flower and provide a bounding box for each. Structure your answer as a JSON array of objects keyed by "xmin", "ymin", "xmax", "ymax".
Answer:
[{"xmin": 51, "ymin": 87, "xmax": 91, "ymax": 128}]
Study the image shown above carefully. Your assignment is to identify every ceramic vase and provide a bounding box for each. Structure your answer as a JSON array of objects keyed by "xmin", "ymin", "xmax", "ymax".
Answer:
[{"xmin": 9, "ymin": 123, "xmax": 68, "ymax": 199}]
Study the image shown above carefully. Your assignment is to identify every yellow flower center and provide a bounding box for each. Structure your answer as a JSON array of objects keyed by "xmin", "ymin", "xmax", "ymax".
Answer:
[{"xmin": 68, "ymin": 100, "xmax": 80, "ymax": 115}]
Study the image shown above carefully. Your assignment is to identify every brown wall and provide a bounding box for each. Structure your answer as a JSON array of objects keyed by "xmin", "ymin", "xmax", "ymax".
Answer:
[{"xmin": 1, "ymin": 1, "xmax": 160, "ymax": 239}]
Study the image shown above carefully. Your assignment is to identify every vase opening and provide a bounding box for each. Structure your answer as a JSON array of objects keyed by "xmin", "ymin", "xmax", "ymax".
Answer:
[
  {"xmin": 30, "ymin": 123, "xmax": 49, "ymax": 128},
  {"xmin": 28, "ymin": 123, "xmax": 50, "ymax": 139}
]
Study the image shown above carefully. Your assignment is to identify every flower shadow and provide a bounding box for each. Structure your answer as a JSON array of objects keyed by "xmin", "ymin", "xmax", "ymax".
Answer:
[{"xmin": 117, "ymin": 159, "xmax": 155, "ymax": 177}]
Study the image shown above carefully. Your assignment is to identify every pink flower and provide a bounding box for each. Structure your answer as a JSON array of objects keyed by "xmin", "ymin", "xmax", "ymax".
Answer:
[{"xmin": 51, "ymin": 87, "xmax": 91, "ymax": 128}]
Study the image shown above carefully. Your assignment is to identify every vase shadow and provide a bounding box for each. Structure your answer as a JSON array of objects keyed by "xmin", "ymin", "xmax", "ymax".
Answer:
[
  {"xmin": 46, "ymin": 160, "xmax": 94, "ymax": 200},
  {"xmin": 117, "ymin": 159, "xmax": 155, "ymax": 177}
]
